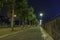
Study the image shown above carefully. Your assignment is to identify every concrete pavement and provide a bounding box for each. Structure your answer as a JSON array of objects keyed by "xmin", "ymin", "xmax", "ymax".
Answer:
[
  {"xmin": 0, "ymin": 27, "xmax": 54, "ymax": 40},
  {"xmin": 40, "ymin": 27, "xmax": 54, "ymax": 40}
]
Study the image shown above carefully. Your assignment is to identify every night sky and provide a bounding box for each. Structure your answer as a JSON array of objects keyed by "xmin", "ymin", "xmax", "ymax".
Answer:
[{"xmin": 28, "ymin": 0, "xmax": 60, "ymax": 24}]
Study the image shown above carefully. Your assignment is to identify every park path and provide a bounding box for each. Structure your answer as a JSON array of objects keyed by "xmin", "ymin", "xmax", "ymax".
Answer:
[{"xmin": 40, "ymin": 27, "xmax": 54, "ymax": 40}]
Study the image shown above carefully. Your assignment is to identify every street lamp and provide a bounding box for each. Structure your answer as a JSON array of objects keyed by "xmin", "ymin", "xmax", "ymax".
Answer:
[
  {"xmin": 40, "ymin": 13, "xmax": 43, "ymax": 17},
  {"xmin": 40, "ymin": 13, "xmax": 43, "ymax": 26}
]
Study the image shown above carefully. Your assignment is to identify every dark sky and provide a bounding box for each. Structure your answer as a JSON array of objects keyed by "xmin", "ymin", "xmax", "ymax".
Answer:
[{"xmin": 28, "ymin": 0, "xmax": 60, "ymax": 24}]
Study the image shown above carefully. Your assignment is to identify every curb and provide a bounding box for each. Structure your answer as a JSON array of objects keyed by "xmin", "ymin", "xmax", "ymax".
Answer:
[{"xmin": 0, "ymin": 31, "xmax": 20, "ymax": 38}]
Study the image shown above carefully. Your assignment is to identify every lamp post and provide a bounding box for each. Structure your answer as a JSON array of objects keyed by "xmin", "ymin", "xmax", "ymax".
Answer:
[
  {"xmin": 40, "ymin": 13, "xmax": 44, "ymax": 40},
  {"xmin": 40, "ymin": 13, "xmax": 43, "ymax": 26}
]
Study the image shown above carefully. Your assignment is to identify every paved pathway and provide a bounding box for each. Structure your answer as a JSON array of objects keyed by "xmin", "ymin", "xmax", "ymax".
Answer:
[
  {"xmin": 40, "ymin": 27, "xmax": 54, "ymax": 40},
  {"xmin": 0, "ymin": 27, "xmax": 43, "ymax": 40}
]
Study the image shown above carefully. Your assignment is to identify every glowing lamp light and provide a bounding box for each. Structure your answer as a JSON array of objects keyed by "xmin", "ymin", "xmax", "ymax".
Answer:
[{"xmin": 40, "ymin": 13, "xmax": 43, "ymax": 17}]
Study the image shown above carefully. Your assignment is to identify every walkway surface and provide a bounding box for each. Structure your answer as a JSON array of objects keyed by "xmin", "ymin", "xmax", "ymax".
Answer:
[
  {"xmin": 0, "ymin": 27, "xmax": 54, "ymax": 40},
  {"xmin": 40, "ymin": 27, "xmax": 54, "ymax": 40}
]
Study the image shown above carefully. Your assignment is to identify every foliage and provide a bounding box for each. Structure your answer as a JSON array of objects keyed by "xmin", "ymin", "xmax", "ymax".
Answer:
[{"xmin": 0, "ymin": 0, "xmax": 39, "ymax": 25}]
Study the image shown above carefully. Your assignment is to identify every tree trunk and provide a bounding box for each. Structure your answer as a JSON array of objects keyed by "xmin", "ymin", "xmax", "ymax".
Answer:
[
  {"xmin": 19, "ymin": 19, "xmax": 21, "ymax": 27},
  {"xmin": 29, "ymin": 21, "xmax": 31, "ymax": 27},
  {"xmin": 11, "ymin": 6, "xmax": 14, "ymax": 31},
  {"xmin": 24, "ymin": 17, "xmax": 27, "ymax": 27}
]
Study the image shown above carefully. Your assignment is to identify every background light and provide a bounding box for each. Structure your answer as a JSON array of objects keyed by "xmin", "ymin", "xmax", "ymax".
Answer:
[{"xmin": 14, "ymin": 15, "xmax": 16, "ymax": 17}]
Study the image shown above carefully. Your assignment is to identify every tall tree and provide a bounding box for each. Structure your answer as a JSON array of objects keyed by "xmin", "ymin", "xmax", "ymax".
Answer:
[
  {"xmin": 15, "ymin": 0, "xmax": 28, "ymax": 26},
  {"xmin": 27, "ymin": 7, "xmax": 34, "ymax": 25},
  {"xmin": 6, "ymin": 0, "xmax": 16, "ymax": 31},
  {"xmin": 0, "ymin": 0, "xmax": 2, "ymax": 15},
  {"xmin": 0, "ymin": 0, "xmax": 3, "ymax": 15}
]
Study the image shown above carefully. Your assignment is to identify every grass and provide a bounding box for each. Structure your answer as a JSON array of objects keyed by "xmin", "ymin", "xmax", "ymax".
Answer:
[{"xmin": 0, "ymin": 28, "xmax": 11, "ymax": 36}]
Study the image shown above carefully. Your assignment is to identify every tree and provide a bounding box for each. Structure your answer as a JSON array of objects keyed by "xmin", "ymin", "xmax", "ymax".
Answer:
[
  {"xmin": 6, "ymin": 0, "xmax": 28, "ymax": 29},
  {"xmin": 27, "ymin": 7, "xmax": 34, "ymax": 25},
  {"xmin": 0, "ymin": 0, "xmax": 2, "ymax": 15},
  {"xmin": 5, "ymin": 0, "xmax": 16, "ymax": 31},
  {"xmin": 21, "ymin": 0, "xmax": 28, "ymax": 26},
  {"xmin": 0, "ymin": 0, "xmax": 3, "ymax": 15},
  {"xmin": 27, "ymin": 7, "xmax": 39, "ymax": 26},
  {"xmin": 15, "ymin": 0, "xmax": 28, "ymax": 26},
  {"xmin": 1, "ymin": 0, "xmax": 38, "ymax": 29},
  {"xmin": 33, "ymin": 18, "xmax": 39, "ymax": 25}
]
